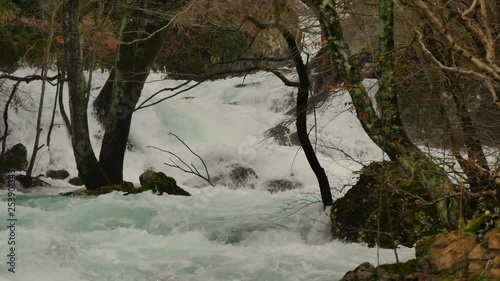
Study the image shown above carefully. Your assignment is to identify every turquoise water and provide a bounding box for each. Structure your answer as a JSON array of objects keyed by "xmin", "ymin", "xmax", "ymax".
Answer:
[{"xmin": 0, "ymin": 188, "xmax": 414, "ymax": 281}]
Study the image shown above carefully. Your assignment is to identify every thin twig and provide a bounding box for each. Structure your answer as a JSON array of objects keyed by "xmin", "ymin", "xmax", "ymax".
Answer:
[{"xmin": 146, "ymin": 132, "xmax": 214, "ymax": 186}]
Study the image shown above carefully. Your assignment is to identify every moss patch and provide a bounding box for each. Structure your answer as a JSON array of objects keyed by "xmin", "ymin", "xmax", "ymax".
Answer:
[
  {"xmin": 371, "ymin": 259, "xmax": 417, "ymax": 280},
  {"xmin": 462, "ymin": 213, "xmax": 486, "ymax": 236},
  {"xmin": 415, "ymin": 235, "xmax": 436, "ymax": 260},
  {"xmin": 330, "ymin": 161, "xmax": 450, "ymax": 248}
]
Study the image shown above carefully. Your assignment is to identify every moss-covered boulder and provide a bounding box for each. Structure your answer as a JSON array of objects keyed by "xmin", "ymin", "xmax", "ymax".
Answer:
[
  {"xmin": 0, "ymin": 143, "xmax": 28, "ymax": 172},
  {"xmin": 266, "ymin": 179, "xmax": 302, "ymax": 194},
  {"xmin": 46, "ymin": 169, "xmax": 70, "ymax": 180},
  {"xmin": 68, "ymin": 177, "xmax": 84, "ymax": 186},
  {"xmin": 331, "ymin": 161, "xmax": 451, "ymax": 248},
  {"xmin": 139, "ymin": 170, "xmax": 190, "ymax": 196}
]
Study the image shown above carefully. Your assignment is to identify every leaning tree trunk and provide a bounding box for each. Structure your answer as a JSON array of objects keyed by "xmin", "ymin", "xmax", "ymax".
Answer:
[
  {"xmin": 63, "ymin": 0, "xmax": 110, "ymax": 189},
  {"xmin": 282, "ymin": 29, "xmax": 333, "ymax": 209},
  {"xmin": 302, "ymin": 0, "xmax": 457, "ymax": 225}
]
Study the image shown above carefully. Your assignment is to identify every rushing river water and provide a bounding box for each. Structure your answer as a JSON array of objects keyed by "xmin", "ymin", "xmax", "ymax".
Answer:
[
  {"xmin": 0, "ymin": 187, "xmax": 413, "ymax": 281},
  {"xmin": 0, "ymin": 70, "xmax": 412, "ymax": 280}
]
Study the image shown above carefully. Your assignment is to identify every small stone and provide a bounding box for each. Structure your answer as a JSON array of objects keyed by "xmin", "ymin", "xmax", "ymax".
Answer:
[
  {"xmin": 485, "ymin": 229, "xmax": 500, "ymax": 250},
  {"xmin": 468, "ymin": 244, "xmax": 487, "ymax": 261},
  {"xmin": 492, "ymin": 256, "xmax": 500, "ymax": 266},
  {"xmin": 467, "ymin": 261, "xmax": 487, "ymax": 275},
  {"xmin": 488, "ymin": 268, "xmax": 500, "ymax": 279}
]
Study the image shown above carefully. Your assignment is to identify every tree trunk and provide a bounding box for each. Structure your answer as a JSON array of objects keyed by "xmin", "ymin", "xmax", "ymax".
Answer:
[
  {"xmin": 57, "ymin": 67, "xmax": 71, "ymax": 134},
  {"xmin": 92, "ymin": 68, "xmax": 114, "ymax": 125},
  {"xmin": 282, "ymin": 29, "xmax": 333, "ymax": 209},
  {"xmin": 302, "ymin": 0, "xmax": 456, "ymax": 225},
  {"xmin": 63, "ymin": 0, "xmax": 110, "ymax": 189},
  {"xmin": 98, "ymin": 2, "xmax": 172, "ymax": 184}
]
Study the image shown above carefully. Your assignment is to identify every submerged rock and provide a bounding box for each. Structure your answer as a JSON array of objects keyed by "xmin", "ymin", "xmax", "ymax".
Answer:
[
  {"xmin": 139, "ymin": 170, "xmax": 190, "ymax": 196},
  {"xmin": 266, "ymin": 179, "xmax": 302, "ymax": 194},
  {"xmin": 266, "ymin": 124, "xmax": 291, "ymax": 146},
  {"xmin": 0, "ymin": 143, "xmax": 28, "ymax": 172},
  {"xmin": 213, "ymin": 163, "xmax": 259, "ymax": 189},
  {"xmin": 46, "ymin": 169, "xmax": 70, "ymax": 180}
]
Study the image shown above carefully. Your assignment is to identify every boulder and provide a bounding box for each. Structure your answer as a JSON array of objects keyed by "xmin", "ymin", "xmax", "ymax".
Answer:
[
  {"xmin": 68, "ymin": 177, "xmax": 84, "ymax": 186},
  {"xmin": 46, "ymin": 169, "xmax": 70, "ymax": 180},
  {"xmin": 330, "ymin": 161, "xmax": 451, "ymax": 248},
  {"xmin": 416, "ymin": 228, "xmax": 500, "ymax": 280},
  {"xmin": 0, "ymin": 143, "xmax": 28, "ymax": 171},
  {"xmin": 266, "ymin": 124, "xmax": 291, "ymax": 146},
  {"xmin": 344, "ymin": 226, "xmax": 500, "ymax": 280},
  {"xmin": 213, "ymin": 163, "xmax": 259, "ymax": 189},
  {"xmin": 340, "ymin": 262, "xmax": 374, "ymax": 281},
  {"xmin": 266, "ymin": 179, "xmax": 302, "ymax": 194},
  {"xmin": 139, "ymin": 170, "xmax": 190, "ymax": 196}
]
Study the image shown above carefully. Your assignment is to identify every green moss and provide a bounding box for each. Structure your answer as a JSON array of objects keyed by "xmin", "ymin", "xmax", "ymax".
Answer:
[
  {"xmin": 371, "ymin": 259, "xmax": 417, "ymax": 280},
  {"xmin": 415, "ymin": 235, "xmax": 436, "ymax": 260},
  {"xmin": 462, "ymin": 212, "xmax": 486, "ymax": 235}
]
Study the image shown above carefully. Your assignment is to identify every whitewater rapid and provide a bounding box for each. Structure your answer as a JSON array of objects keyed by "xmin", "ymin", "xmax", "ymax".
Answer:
[
  {"xmin": 0, "ymin": 187, "xmax": 414, "ymax": 281},
  {"xmin": 0, "ymin": 70, "xmax": 413, "ymax": 280}
]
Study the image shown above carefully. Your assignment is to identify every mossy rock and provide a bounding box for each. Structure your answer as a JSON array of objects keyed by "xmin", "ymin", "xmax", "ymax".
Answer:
[
  {"xmin": 139, "ymin": 170, "xmax": 190, "ymax": 196},
  {"xmin": 0, "ymin": 143, "xmax": 28, "ymax": 172},
  {"xmin": 331, "ymin": 161, "xmax": 449, "ymax": 248},
  {"xmin": 46, "ymin": 169, "xmax": 70, "ymax": 180},
  {"xmin": 68, "ymin": 177, "xmax": 84, "ymax": 186},
  {"xmin": 371, "ymin": 259, "xmax": 417, "ymax": 280},
  {"xmin": 415, "ymin": 235, "xmax": 436, "ymax": 260}
]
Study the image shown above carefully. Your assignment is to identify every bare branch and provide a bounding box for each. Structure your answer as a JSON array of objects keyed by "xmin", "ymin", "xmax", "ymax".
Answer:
[{"xmin": 146, "ymin": 132, "xmax": 214, "ymax": 187}]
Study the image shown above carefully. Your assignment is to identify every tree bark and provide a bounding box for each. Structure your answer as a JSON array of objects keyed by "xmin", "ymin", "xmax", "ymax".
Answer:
[
  {"xmin": 98, "ymin": 2, "xmax": 173, "ymax": 184},
  {"xmin": 92, "ymin": 68, "xmax": 114, "ymax": 125},
  {"xmin": 63, "ymin": 0, "xmax": 110, "ymax": 189},
  {"xmin": 302, "ymin": 0, "xmax": 456, "ymax": 224},
  {"xmin": 57, "ymin": 67, "xmax": 71, "ymax": 134},
  {"xmin": 282, "ymin": 29, "xmax": 333, "ymax": 209}
]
